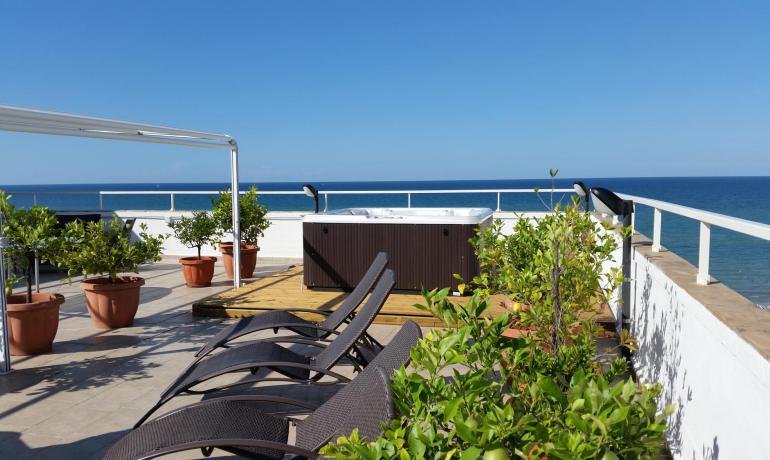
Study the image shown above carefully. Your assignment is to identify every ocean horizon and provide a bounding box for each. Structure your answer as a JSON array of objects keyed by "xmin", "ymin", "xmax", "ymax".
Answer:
[{"xmin": 3, "ymin": 176, "xmax": 770, "ymax": 307}]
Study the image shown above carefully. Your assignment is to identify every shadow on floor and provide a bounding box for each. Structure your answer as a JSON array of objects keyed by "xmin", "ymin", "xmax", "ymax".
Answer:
[{"xmin": 0, "ymin": 430, "xmax": 123, "ymax": 459}]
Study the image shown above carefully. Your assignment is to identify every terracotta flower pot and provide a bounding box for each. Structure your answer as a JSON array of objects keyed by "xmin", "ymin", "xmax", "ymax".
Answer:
[
  {"xmin": 219, "ymin": 242, "xmax": 259, "ymax": 279},
  {"xmin": 6, "ymin": 292, "xmax": 64, "ymax": 355},
  {"xmin": 179, "ymin": 256, "xmax": 217, "ymax": 287},
  {"xmin": 490, "ymin": 295, "xmax": 534, "ymax": 339},
  {"xmin": 80, "ymin": 276, "xmax": 145, "ymax": 329}
]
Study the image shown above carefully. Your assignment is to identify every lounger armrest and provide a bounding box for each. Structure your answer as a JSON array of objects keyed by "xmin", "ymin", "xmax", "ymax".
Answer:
[
  {"xmin": 258, "ymin": 322, "xmax": 342, "ymax": 336},
  {"xmin": 273, "ymin": 307, "xmax": 336, "ymax": 316},
  {"xmin": 239, "ymin": 336, "xmax": 332, "ymax": 349},
  {"xmin": 204, "ymin": 361, "xmax": 350, "ymax": 389},
  {"xmin": 246, "ymin": 361, "xmax": 353, "ymax": 382},
  {"xmin": 146, "ymin": 439, "xmax": 319, "ymax": 460},
  {"xmin": 156, "ymin": 395, "xmax": 320, "ymax": 423}
]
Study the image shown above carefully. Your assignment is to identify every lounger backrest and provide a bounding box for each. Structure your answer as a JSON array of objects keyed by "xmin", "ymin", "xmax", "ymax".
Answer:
[
  {"xmin": 367, "ymin": 320, "xmax": 422, "ymax": 376},
  {"xmin": 296, "ymin": 367, "xmax": 394, "ymax": 452},
  {"xmin": 313, "ymin": 269, "xmax": 395, "ymax": 370},
  {"xmin": 320, "ymin": 252, "xmax": 389, "ymax": 330}
]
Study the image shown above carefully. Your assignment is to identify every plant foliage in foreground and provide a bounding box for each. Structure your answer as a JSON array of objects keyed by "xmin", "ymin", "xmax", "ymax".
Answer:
[{"xmin": 322, "ymin": 293, "xmax": 671, "ymax": 460}]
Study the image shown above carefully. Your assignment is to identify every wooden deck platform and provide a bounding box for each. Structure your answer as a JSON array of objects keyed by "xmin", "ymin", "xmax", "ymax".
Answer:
[{"xmin": 192, "ymin": 266, "xmax": 616, "ymax": 328}]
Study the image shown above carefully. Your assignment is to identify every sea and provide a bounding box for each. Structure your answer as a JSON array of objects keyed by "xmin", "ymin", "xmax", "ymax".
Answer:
[{"xmin": 3, "ymin": 177, "xmax": 770, "ymax": 307}]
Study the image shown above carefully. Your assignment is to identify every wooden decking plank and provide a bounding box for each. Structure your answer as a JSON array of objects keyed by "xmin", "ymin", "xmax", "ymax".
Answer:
[{"xmin": 192, "ymin": 266, "xmax": 615, "ymax": 327}]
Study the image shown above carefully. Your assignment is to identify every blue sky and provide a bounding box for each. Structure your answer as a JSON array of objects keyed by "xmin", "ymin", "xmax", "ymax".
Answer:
[{"xmin": 2, "ymin": 1, "xmax": 770, "ymax": 184}]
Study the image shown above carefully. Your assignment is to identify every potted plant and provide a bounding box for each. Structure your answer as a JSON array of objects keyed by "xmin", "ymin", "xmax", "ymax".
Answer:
[
  {"xmin": 0, "ymin": 192, "xmax": 65, "ymax": 355},
  {"xmin": 169, "ymin": 211, "xmax": 219, "ymax": 287},
  {"xmin": 211, "ymin": 186, "xmax": 271, "ymax": 279},
  {"xmin": 57, "ymin": 217, "xmax": 166, "ymax": 328}
]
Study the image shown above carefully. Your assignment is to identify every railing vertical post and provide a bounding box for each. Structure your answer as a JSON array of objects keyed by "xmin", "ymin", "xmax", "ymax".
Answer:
[
  {"xmin": 170, "ymin": 193, "xmax": 175, "ymax": 211},
  {"xmin": 98, "ymin": 193, "xmax": 104, "ymax": 211},
  {"xmin": 697, "ymin": 221, "xmax": 711, "ymax": 285},
  {"xmin": 324, "ymin": 194, "xmax": 328, "ymax": 212},
  {"xmin": 496, "ymin": 192, "xmax": 501, "ymax": 212},
  {"xmin": 32, "ymin": 194, "xmax": 37, "ymax": 207},
  {"xmin": 652, "ymin": 208, "xmax": 662, "ymax": 252},
  {"xmin": 407, "ymin": 193, "xmax": 411, "ymax": 208}
]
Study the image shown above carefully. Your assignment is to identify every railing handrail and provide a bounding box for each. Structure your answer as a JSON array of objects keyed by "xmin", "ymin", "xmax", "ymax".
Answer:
[
  {"xmin": 617, "ymin": 192, "xmax": 770, "ymax": 286},
  {"xmin": 618, "ymin": 193, "xmax": 770, "ymax": 243},
  {"xmin": 5, "ymin": 187, "xmax": 575, "ymax": 213},
  {"xmin": 316, "ymin": 188, "xmax": 574, "ymax": 195},
  {"xmin": 6, "ymin": 188, "xmax": 573, "ymax": 196}
]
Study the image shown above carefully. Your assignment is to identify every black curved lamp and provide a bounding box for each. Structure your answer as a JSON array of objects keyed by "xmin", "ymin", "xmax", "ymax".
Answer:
[
  {"xmin": 590, "ymin": 187, "xmax": 634, "ymax": 339},
  {"xmin": 572, "ymin": 181, "xmax": 590, "ymax": 212},
  {"xmin": 303, "ymin": 184, "xmax": 319, "ymax": 213}
]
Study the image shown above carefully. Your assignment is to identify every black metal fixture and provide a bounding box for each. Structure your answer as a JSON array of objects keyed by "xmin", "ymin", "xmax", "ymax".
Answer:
[
  {"xmin": 573, "ymin": 181, "xmax": 591, "ymax": 212},
  {"xmin": 590, "ymin": 187, "xmax": 634, "ymax": 337},
  {"xmin": 303, "ymin": 184, "xmax": 319, "ymax": 213}
]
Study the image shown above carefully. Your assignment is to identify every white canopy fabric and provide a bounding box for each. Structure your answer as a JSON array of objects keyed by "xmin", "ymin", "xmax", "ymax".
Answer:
[{"xmin": 0, "ymin": 104, "xmax": 243, "ymax": 373}]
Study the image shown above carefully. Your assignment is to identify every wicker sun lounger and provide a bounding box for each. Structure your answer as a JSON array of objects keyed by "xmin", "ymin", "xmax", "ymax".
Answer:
[
  {"xmin": 195, "ymin": 251, "xmax": 389, "ymax": 359},
  {"xmin": 106, "ymin": 321, "xmax": 422, "ymax": 460},
  {"xmin": 134, "ymin": 269, "xmax": 395, "ymax": 428}
]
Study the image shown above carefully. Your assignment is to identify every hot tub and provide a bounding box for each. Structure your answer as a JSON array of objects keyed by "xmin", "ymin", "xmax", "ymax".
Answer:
[{"xmin": 302, "ymin": 208, "xmax": 493, "ymax": 291}]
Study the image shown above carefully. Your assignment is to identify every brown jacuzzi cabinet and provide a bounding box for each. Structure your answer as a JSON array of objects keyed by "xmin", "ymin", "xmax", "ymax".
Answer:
[{"xmin": 303, "ymin": 220, "xmax": 488, "ymax": 291}]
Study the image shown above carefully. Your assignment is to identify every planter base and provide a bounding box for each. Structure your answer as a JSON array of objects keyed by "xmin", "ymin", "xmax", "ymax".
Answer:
[
  {"xmin": 7, "ymin": 293, "xmax": 64, "ymax": 355},
  {"xmin": 80, "ymin": 276, "xmax": 145, "ymax": 328},
  {"xmin": 179, "ymin": 256, "xmax": 217, "ymax": 287},
  {"xmin": 219, "ymin": 242, "xmax": 259, "ymax": 279}
]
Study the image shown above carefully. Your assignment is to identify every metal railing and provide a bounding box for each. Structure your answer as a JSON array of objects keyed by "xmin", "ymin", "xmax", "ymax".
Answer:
[
  {"xmin": 618, "ymin": 193, "xmax": 770, "ymax": 286},
  {"xmin": 11, "ymin": 187, "xmax": 770, "ymax": 288},
  {"xmin": 9, "ymin": 188, "xmax": 575, "ymax": 212}
]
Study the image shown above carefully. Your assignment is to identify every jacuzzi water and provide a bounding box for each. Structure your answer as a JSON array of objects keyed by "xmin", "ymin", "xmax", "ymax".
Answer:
[{"xmin": 302, "ymin": 207, "xmax": 494, "ymax": 225}]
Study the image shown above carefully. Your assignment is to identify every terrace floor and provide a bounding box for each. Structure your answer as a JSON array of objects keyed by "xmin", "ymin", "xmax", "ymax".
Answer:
[{"xmin": 0, "ymin": 257, "xmax": 409, "ymax": 459}]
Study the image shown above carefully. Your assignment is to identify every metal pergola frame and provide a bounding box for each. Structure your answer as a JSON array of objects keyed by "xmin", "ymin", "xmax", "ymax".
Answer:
[{"xmin": 0, "ymin": 104, "xmax": 243, "ymax": 374}]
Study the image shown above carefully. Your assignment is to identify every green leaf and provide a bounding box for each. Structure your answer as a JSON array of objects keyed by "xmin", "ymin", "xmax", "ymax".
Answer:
[
  {"xmin": 454, "ymin": 418, "xmax": 478, "ymax": 444},
  {"xmin": 459, "ymin": 447, "xmax": 483, "ymax": 460},
  {"xmin": 571, "ymin": 398, "xmax": 585, "ymax": 411},
  {"xmin": 443, "ymin": 398, "xmax": 462, "ymax": 421},
  {"xmin": 607, "ymin": 406, "xmax": 630, "ymax": 425}
]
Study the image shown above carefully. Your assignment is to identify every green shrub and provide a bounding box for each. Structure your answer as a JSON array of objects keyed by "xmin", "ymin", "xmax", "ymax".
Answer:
[
  {"xmin": 469, "ymin": 197, "xmax": 623, "ymax": 355},
  {"xmin": 57, "ymin": 217, "xmax": 166, "ymax": 282},
  {"xmin": 322, "ymin": 292, "xmax": 671, "ymax": 460},
  {"xmin": 0, "ymin": 191, "xmax": 59, "ymax": 302},
  {"xmin": 169, "ymin": 211, "xmax": 219, "ymax": 259},
  {"xmin": 210, "ymin": 186, "xmax": 270, "ymax": 245}
]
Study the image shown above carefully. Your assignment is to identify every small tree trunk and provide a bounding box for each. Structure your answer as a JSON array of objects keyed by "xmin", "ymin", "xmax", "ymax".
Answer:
[
  {"xmin": 550, "ymin": 239, "xmax": 564, "ymax": 354},
  {"xmin": 26, "ymin": 252, "xmax": 34, "ymax": 303},
  {"xmin": 197, "ymin": 245, "xmax": 202, "ymax": 259}
]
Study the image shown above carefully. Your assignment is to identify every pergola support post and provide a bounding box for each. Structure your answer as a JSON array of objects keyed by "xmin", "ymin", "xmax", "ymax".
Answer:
[
  {"xmin": 0, "ymin": 233, "xmax": 10, "ymax": 374},
  {"xmin": 230, "ymin": 145, "xmax": 241, "ymax": 289}
]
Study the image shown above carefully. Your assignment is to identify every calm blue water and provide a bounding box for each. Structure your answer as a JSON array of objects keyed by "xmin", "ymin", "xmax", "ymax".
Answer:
[{"xmin": 3, "ymin": 177, "xmax": 770, "ymax": 306}]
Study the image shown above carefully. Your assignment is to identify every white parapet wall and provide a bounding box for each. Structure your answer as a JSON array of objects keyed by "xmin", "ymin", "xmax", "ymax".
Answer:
[
  {"xmin": 114, "ymin": 210, "xmax": 307, "ymax": 259},
  {"xmin": 628, "ymin": 235, "xmax": 770, "ymax": 459},
  {"xmin": 113, "ymin": 210, "xmax": 544, "ymax": 260}
]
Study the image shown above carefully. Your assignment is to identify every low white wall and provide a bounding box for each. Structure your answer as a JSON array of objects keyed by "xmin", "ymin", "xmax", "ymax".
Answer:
[
  {"xmin": 113, "ymin": 210, "xmax": 543, "ymax": 260},
  {"xmin": 114, "ymin": 210, "xmax": 307, "ymax": 259},
  {"xmin": 630, "ymin": 245, "xmax": 770, "ymax": 459}
]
